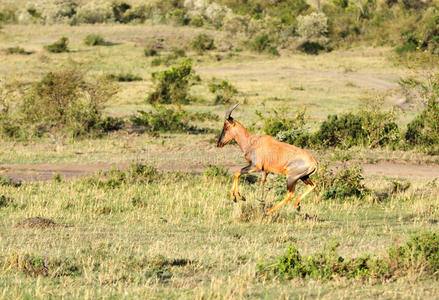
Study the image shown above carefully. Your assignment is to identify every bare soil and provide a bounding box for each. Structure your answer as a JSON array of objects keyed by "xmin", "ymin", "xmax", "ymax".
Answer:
[
  {"xmin": 14, "ymin": 217, "xmax": 64, "ymax": 228},
  {"xmin": 1, "ymin": 161, "xmax": 438, "ymax": 182}
]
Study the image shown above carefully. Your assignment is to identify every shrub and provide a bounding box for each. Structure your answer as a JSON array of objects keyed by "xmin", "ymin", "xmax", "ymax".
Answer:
[
  {"xmin": 258, "ymin": 231, "xmax": 439, "ymax": 281},
  {"xmin": 256, "ymin": 106, "xmax": 309, "ymax": 144},
  {"xmin": 403, "ymin": 74, "xmax": 439, "ymax": 154},
  {"xmin": 317, "ymin": 162, "xmax": 369, "ymax": 200},
  {"xmin": 112, "ymin": 1, "xmax": 131, "ymax": 23},
  {"xmin": 202, "ymin": 165, "xmax": 229, "ymax": 178},
  {"xmin": 190, "ymin": 34, "xmax": 215, "ymax": 53},
  {"xmin": 189, "ymin": 15, "xmax": 204, "ymax": 27},
  {"xmin": 0, "ymin": 69, "xmax": 119, "ymax": 139},
  {"xmin": 312, "ymin": 103, "xmax": 399, "ymax": 149},
  {"xmin": 83, "ymin": 34, "xmax": 106, "ymax": 46},
  {"xmin": 208, "ymin": 78, "xmax": 238, "ymax": 105},
  {"xmin": 44, "ymin": 37, "xmax": 69, "ymax": 53},
  {"xmin": 36, "ymin": 0, "xmax": 78, "ymax": 24},
  {"xmin": 106, "ymin": 73, "xmax": 142, "ymax": 82},
  {"xmin": 147, "ymin": 60, "xmax": 195, "ymax": 104},
  {"xmin": 297, "ymin": 12, "xmax": 328, "ymax": 54},
  {"xmin": 250, "ymin": 33, "xmax": 279, "ymax": 56},
  {"xmin": 169, "ymin": 8, "xmax": 189, "ymax": 25},
  {"xmin": 131, "ymin": 105, "xmax": 192, "ymax": 134},
  {"xmin": 144, "ymin": 48, "xmax": 158, "ymax": 57},
  {"xmin": 395, "ymin": 31, "xmax": 419, "ymax": 55},
  {"xmin": 75, "ymin": 0, "xmax": 114, "ymax": 24}
]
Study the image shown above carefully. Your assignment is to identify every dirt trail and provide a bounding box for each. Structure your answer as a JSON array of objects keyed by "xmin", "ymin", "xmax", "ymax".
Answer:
[{"xmin": 0, "ymin": 161, "xmax": 438, "ymax": 182}]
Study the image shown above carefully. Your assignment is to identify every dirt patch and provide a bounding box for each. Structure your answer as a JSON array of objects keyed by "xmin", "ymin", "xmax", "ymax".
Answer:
[
  {"xmin": 0, "ymin": 162, "xmax": 130, "ymax": 182},
  {"xmin": 363, "ymin": 162, "xmax": 439, "ymax": 180},
  {"xmin": 14, "ymin": 217, "xmax": 66, "ymax": 229},
  {"xmin": 1, "ymin": 161, "xmax": 438, "ymax": 182}
]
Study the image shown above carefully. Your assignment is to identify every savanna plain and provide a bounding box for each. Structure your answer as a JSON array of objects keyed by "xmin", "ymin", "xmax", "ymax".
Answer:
[{"xmin": 1, "ymin": 1, "xmax": 439, "ymax": 299}]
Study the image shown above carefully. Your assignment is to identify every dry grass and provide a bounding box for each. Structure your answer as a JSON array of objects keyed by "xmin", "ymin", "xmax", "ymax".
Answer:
[
  {"xmin": 0, "ymin": 170, "xmax": 438, "ymax": 298},
  {"xmin": 1, "ymin": 22, "xmax": 439, "ymax": 299}
]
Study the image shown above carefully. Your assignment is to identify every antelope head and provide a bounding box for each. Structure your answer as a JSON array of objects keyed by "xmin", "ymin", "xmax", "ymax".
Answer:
[{"xmin": 217, "ymin": 103, "xmax": 239, "ymax": 148}]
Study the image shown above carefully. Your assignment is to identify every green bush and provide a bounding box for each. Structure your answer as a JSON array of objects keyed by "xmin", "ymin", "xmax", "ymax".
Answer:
[
  {"xmin": 106, "ymin": 73, "xmax": 142, "ymax": 82},
  {"xmin": 312, "ymin": 103, "xmax": 399, "ymax": 149},
  {"xmin": 169, "ymin": 8, "xmax": 189, "ymax": 25},
  {"xmin": 147, "ymin": 60, "xmax": 194, "ymax": 104},
  {"xmin": 45, "ymin": 37, "xmax": 69, "ymax": 53},
  {"xmin": 258, "ymin": 231, "xmax": 439, "ymax": 281},
  {"xmin": 297, "ymin": 12, "xmax": 329, "ymax": 54},
  {"xmin": 256, "ymin": 106, "xmax": 310, "ymax": 145},
  {"xmin": 250, "ymin": 33, "xmax": 279, "ymax": 56},
  {"xmin": 317, "ymin": 162, "xmax": 369, "ymax": 200},
  {"xmin": 189, "ymin": 15, "xmax": 204, "ymax": 27},
  {"xmin": 83, "ymin": 34, "xmax": 106, "ymax": 46},
  {"xmin": 395, "ymin": 31, "xmax": 419, "ymax": 55},
  {"xmin": 112, "ymin": 1, "xmax": 131, "ymax": 23},
  {"xmin": 190, "ymin": 34, "xmax": 215, "ymax": 53},
  {"xmin": 0, "ymin": 70, "xmax": 119, "ymax": 139},
  {"xmin": 403, "ymin": 74, "xmax": 439, "ymax": 154},
  {"xmin": 131, "ymin": 105, "xmax": 193, "ymax": 134},
  {"xmin": 202, "ymin": 165, "xmax": 229, "ymax": 178},
  {"xmin": 208, "ymin": 78, "xmax": 238, "ymax": 105}
]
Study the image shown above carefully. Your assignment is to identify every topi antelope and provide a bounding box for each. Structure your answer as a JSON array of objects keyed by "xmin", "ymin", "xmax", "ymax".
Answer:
[{"xmin": 217, "ymin": 103, "xmax": 317, "ymax": 214}]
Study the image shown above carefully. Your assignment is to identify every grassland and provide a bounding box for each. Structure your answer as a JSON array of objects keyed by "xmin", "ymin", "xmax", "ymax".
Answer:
[{"xmin": 1, "ymin": 22, "xmax": 439, "ymax": 299}]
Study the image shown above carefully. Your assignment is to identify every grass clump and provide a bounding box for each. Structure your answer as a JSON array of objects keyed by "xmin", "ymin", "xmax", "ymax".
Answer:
[
  {"xmin": 83, "ymin": 33, "xmax": 106, "ymax": 46},
  {"xmin": 150, "ymin": 48, "xmax": 186, "ymax": 67},
  {"xmin": 190, "ymin": 34, "xmax": 215, "ymax": 53},
  {"xmin": 106, "ymin": 73, "xmax": 142, "ymax": 82},
  {"xmin": 44, "ymin": 37, "xmax": 69, "ymax": 53},
  {"xmin": 258, "ymin": 231, "xmax": 439, "ymax": 281},
  {"xmin": 144, "ymin": 48, "xmax": 158, "ymax": 57},
  {"xmin": 2, "ymin": 253, "xmax": 81, "ymax": 278},
  {"xmin": 5, "ymin": 46, "xmax": 29, "ymax": 55},
  {"xmin": 209, "ymin": 78, "xmax": 238, "ymax": 105},
  {"xmin": 82, "ymin": 163, "xmax": 161, "ymax": 188},
  {"xmin": 202, "ymin": 165, "xmax": 229, "ymax": 178},
  {"xmin": 147, "ymin": 60, "xmax": 195, "ymax": 104},
  {"xmin": 0, "ymin": 195, "xmax": 14, "ymax": 208}
]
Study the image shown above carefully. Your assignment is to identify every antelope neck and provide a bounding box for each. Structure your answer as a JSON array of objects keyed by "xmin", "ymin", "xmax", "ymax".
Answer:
[{"xmin": 233, "ymin": 122, "xmax": 255, "ymax": 153}]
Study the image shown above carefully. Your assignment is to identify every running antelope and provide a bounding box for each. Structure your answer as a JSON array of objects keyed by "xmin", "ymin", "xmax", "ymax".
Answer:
[{"xmin": 217, "ymin": 104, "xmax": 317, "ymax": 214}]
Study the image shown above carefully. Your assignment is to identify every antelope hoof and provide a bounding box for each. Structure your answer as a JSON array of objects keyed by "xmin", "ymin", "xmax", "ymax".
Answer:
[
  {"xmin": 241, "ymin": 195, "xmax": 246, "ymax": 202},
  {"xmin": 296, "ymin": 204, "xmax": 301, "ymax": 212},
  {"xmin": 233, "ymin": 197, "xmax": 237, "ymax": 203}
]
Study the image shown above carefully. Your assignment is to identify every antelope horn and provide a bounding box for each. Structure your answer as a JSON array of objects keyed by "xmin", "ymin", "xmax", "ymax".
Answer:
[{"xmin": 225, "ymin": 103, "xmax": 239, "ymax": 120}]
